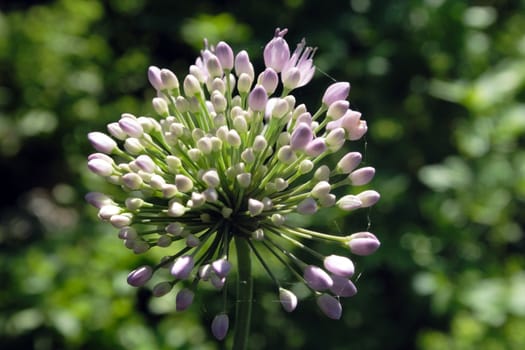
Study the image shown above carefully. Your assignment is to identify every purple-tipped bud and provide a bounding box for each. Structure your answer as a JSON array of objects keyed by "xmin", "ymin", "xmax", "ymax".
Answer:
[
  {"xmin": 279, "ymin": 287, "xmax": 298, "ymax": 312},
  {"xmin": 206, "ymin": 55, "xmax": 223, "ymax": 78},
  {"xmin": 282, "ymin": 67, "xmax": 301, "ymax": 90},
  {"xmin": 297, "ymin": 197, "xmax": 318, "ymax": 215},
  {"xmin": 171, "ymin": 255, "xmax": 194, "ymax": 279},
  {"xmin": 127, "ymin": 265, "xmax": 153, "ymax": 287},
  {"xmin": 148, "ymin": 66, "xmax": 163, "ymax": 90},
  {"xmin": 264, "ymin": 30, "xmax": 290, "ymax": 72},
  {"xmin": 327, "ymin": 100, "xmax": 349, "ymax": 120},
  {"xmin": 324, "ymin": 255, "xmax": 355, "ymax": 277},
  {"xmin": 330, "ymin": 275, "xmax": 357, "ymax": 297},
  {"xmin": 215, "ymin": 41, "xmax": 234, "ymax": 71},
  {"xmin": 337, "ymin": 152, "xmax": 362, "ymax": 174},
  {"xmin": 160, "ymin": 69, "xmax": 179, "ymax": 90},
  {"xmin": 176, "ymin": 288, "xmax": 195, "ymax": 311},
  {"xmin": 107, "ymin": 122, "xmax": 127, "ymax": 140},
  {"xmin": 349, "ymin": 167, "xmax": 376, "ymax": 186},
  {"xmin": 317, "ymin": 294, "xmax": 342, "ymax": 320},
  {"xmin": 248, "ymin": 85, "xmax": 268, "ymax": 112},
  {"xmin": 210, "ymin": 274, "xmax": 226, "ymax": 290},
  {"xmin": 235, "ymin": 50, "xmax": 254, "ymax": 79},
  {"xmin": 212, "ymin": 258, "xmax": 232, "ymax": 278},
  {"xmin": 88, "ymin": 158, "xmax": 113, "ymax": 177},
  {"xmin": 348, "ymin": 232, "xmax": 380, "ymax": 256},
  {"xmin": 357, "ymin": 190, "xmax": 380, "ymax": 207},
  {"xmin": 290, "ymin": 123, "xmax": 313, "ymax": 150},
  {"xmin": 135, "ymin": 154, "xmax": 156, "ymax": 173},
  {"xmin": 85, "ymin": 192, "xmax": 113, "ymax": 209},
  {"xmin": 211, "ymin": 313, "xmax": 229, "ymax": 341},
  {"xmin": 304, "ymin": 265, "xmax": 333, "ymax": 291},
  {"xmin": 322, "ymin": 82, "xmax": 350, "ymax": 106},
  {"xmin": 119, "ymin": 117, "xmax": 144, "ymax": 138},
  {"xmin": 258, "ymin": 68, "xmax": 279, "ymax": 95},
  {"xmin": 337, "ymin": 195, "xmax": 362, "ymax": 211},
  {"xmin": 88, "ymin": 132, "xmax": 117, "ymax": 154},
  {"xmin": 122, "ymin": 173, "xmax": 143, "ymax": 190},
  {"xmin": 305, "ymin": 138, "xmax": 327, "ymax": 157}
]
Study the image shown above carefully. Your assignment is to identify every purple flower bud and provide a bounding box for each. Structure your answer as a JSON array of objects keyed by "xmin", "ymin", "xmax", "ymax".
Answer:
[
  {"xmin": 235, "ymin": 50, "xmax": 254, "ymax": 79},
  {"xmin": 337, "ymin": 195, "xmax": 362, "ymax": 211},
  {"xmin": 322, "ymin": 82, "xmax": 350, "ymax": 106},
  {"xmin": 305, "ymin": 138, "xmax": 327, "ymax": 157},
  {"xmin": 211, "ymin": 313, "xmax": 229, "ymax": 340},
  {"xmin": 107, "ymin": 122, "xmax": 127, "ymax": 140},
  {"xmin": 297, "ymin": 197, "xmax": 318, "ymax": 215},
  {"xmin": 215, "ymin": 41, "xmax": 234, "ymax": 71},
  {"xmin": 210, "ymin": 274, "xmax": 226, "ymax": 290},
  {"xmin": 85, "ymin": 192, "xmax": 113, "ymax": 209},
  {"xmin": 206, "ymin": 54, "xmax": 223, "ymax": 78},
  {"xmin": 327, "ymin": 100, "xmax": 349, "ymax": 120},
  {"xmin": 349, "ymin": 120, "xmax": 368, "ymax": 140},
  {"xmin": 349, "ymin": 167, "xmax": 376, "ymax": 186},
  {"xmin": 176, "ymin": 288, "xmax": 195, "ymax": 311},
  {"xmin": 122, "ymin": 173, "xmax": 143, "ymax": 190},
  {"xmin": 323, "ymin": 255, "xmax": 355, "ymax": 277},
  {"xmin": 264, "ymin": 29, "xmax": 290, "ymax": 72},
  {"xmin": 330, "ymin": 275, "xmax": 357, "ymax": 297},
  {"xmin": 357, "ymin": 190, "xmax": 380, "ymax": 207},
  {"xmin": 160, "ymin": 69, "xmax": 179, "ymax": 90},
  {"xmin": 317, "ymin": 294, "xmax": 342, "ymax": 320},
  {"xmin": 87, "ymin": 158, "xmax": 113, "ymax": 177},
  {"xmin": 119, "ymin": 117, "xmax": 144, "ymax": 138},
  {"xmin": 348, "ymin": 232, "xmax": 380, "ymax": 256},
  {"xmin": 248, "ymin": 85, "xmax": 268, "ymax": 112},
  {"xmin": 88, "ymin": 132, "xmax": 117, "ymax": 154},
  {"xmin": 127, "ymin": 265, "xmax": 153, "ymax": 287},
  {"xmin": 337, "ymin": 152, "xmax": 362, "ymax": 174},
  {"xmin": 148, "ymin": 66, "xmax": 163, "ymax": 90},
  {"xmin": 212, "ymin": 258, "xmax": 232, "ymax": 278},
  {"xmin": 135, "ymin": 154, "xmax": 156, "ymax": 173},
  {"xmin": 304, "ymin": 265, "xmax": 333, "ymax": 291},
  {"xmin": 258, "ymin": 68, "xmax": 279, "ymax": 95},
  {"xmin": 279, "ymin": 287, "xmax": 298, "ymax": 312},
  {"xmin": 290, "ymin": 123, "xmax": 313, "ymax": 150},
  {"xmin": 282, "ymin": 67, "xmax": 301, "ymax": 90},
  {"xmin": 171, "ymin": 255, "xmax": 194, "ymax": 279}
]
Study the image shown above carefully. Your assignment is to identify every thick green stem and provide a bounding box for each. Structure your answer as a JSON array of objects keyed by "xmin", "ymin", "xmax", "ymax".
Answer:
[{"xmin": 233, "ymin": 236, "xmax": 253, "ymax": 350}]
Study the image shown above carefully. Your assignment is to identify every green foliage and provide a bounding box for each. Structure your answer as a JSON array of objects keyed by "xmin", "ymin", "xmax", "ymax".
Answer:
[{"xmin": 1, "ymin": 0, "xmax": 524, "ymax": 349}]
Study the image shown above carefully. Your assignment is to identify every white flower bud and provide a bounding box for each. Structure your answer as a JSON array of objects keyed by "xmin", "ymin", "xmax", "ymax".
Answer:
[
  {"xmin": 311, "ymin": 181, "xmax": 331, "ymax": 199},
  {"xmin": 202, "ymin": 170, "xmax": 220, "ymax": 188},
  {"xmin": 248, "ymin": 198, "xmax": 264, "ymax": 216},
  {"xmin": 152, "ymin": 97, "xmax": 169, "ymax": 116},
  {"xmin": 297, "ymin": 197, "xmax": 318, "ymax": 215},
  {"xmin": 236, "ymin": 173, "xmax": 252, "ymax": 188}
]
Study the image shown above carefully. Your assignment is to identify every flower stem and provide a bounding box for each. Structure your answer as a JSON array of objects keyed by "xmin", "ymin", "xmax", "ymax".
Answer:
[{"xmin": 233, "ymin": 236, "xmax": 253, "ymax": 350}]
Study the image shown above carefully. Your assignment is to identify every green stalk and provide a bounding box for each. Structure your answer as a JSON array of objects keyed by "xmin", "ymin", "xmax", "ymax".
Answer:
[{"xmin": 233, "ymin": 236, "xmax": 253, "ymax": 350}]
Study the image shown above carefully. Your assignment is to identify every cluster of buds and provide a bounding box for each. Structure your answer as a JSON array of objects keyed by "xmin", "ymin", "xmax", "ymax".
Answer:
[{"xmin": 86, "ymin": 28, "xmax": 380, "ymax": 340}]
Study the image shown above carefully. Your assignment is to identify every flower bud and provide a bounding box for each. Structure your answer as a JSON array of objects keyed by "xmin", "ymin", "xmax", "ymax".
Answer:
[
  {"xmin": 215, "ymin": 41, "xmax": 234, "ymax": 71},
  {"xmin": 264, "ymin": 30, "xmax": 290, "ymax": 72},
  {"xmin": 327, "ymin": 100, "xmax": 349, "ymax": 120},
  {"xmin": 211, "ymin": 314, "xmax": 229, "ymax": 341},
  {"xmin": 322, "ymin": 82, "xmax": 350, "ymax": 106},
  {"xmin": 171, "ymin": 255, "xmax": 194, "ymax": 279},
  {"xmin": 311, "ymin": 181, "xmax": 331, "ymax": 199},
  {"xmin": 348, "ymin": 232, "xmax": 380, "ymax": 256},
  {"xmin": 107, "ymin": 122, "xmax": 127, "ymax": 140},
  {"xmin": 168, "ymin": 201, "xmax": 187, "ymax": 217},
  {"xmin": 258, "ymin": 68, "xmax": 279, "ymax": 95},
  {"xmin": 357, "ymin": 190, "xmax": 380, "ymax": 207},
  {"xmin": 248, "ymin": 85, "xmax": 268, "ymax": 112},
  {"xmin": 324, "ymin": 255, "xmax": 354, "ymax": 277},
  {"xmin": 135, "ymin": 154, "xmax": 156, "ymax": 173},
  {"xmin": 127, "ymin": 265, "xmax": 153, "ymax": 287},
  {"xmin": 152, "ymin": 281, "xmax": 173, "ymax": 297},
  {"xmin": 337, "ymin": 195, "xmax": 362, "ymax": 211},
  {"xmin": 147, "ymin": 66, "xmax": 163, "ymax": 90},
  {"xmin": 183, "ymin": 74, "xmax": 202, "ymax": 97},
  {"xmin": 85, "ymin": 192, "xmax": 113, "ymax": 209},
  {"xmin": 277, "ymin": 145, "xmax": 297, "ymax": 164},
  {"xmin": 297, "ymin": 197, "xmax": 318, "ymax": 215},
  {"xmin": 175, "ymin": 174, "xmax": 193, "ymax": 192},
  {"xmin": 305, "ymin": 138, "xmax": 327, "ymax": 157},
  {"xmin": 206, "ymin": 54, "xmax": 223, "ymax": 78},
  {"xmin": 123, "ymin": 138, "xmax": 145, "ymax": 155},
  {"xmin": 330, "ymin": 275, "xmax": 357, "ymax": 297},
  {"xmin": 122, "ymin": 173, "xmax": 143, "ymax": 190},
  {"xmin": 202, "ymin": 170, "xmax": 220, "ymax": 188},
  {"xmin": 88, "ymin": 132, "xmax": 117, "ymax": 154},
  {"xmin": 248, "ymin": 198, "xmax": 264, "ymax": 216},
  {"xmin": 349, "ymin": 167, "xmax": 375, "ymax": 186},
  {"xmin": 236, "ymin": 173, "xmax": 252, "ymax": 188},
  {"xmin": 212, "ymin": 258, "xmax": 232, "ymax": 278},
  {"xmin": 88, "ymin": 158, "xmax": 113, "ymax": 177},
  {"xmin": 119, "ymin": 117, "xmax": 144, "ymax": 138},
  {"xmin": 235, "ymin": 50, "xmax": 254, "ymax": 80},
  {"xmin": 160, "ymin": 68, "xmax": 179, "ymax": 90},
  {"xmin": 176, "ymin": 288, "xmax": 195, "ymax": 311},
  {"xmin": 152, "ymin": 97, "xmax": 169, "ymax": 116},
  {"xmin": 290, "ymin": 123, "xmax": 313, "ymax": 150},
  {"xmin": 337, "ymin": 152, "xmax": 362, "ymax": 174},
  {"xmin": 317, "ymin": 294, "xmax": 342, "ymax": 320},
  {"xmin": 303, "ymin": 265, "xmax": 333, "ymax": 291},
  {"xmin": 279, "ymin": 288, "xmax": 298, "ymax": 312}
]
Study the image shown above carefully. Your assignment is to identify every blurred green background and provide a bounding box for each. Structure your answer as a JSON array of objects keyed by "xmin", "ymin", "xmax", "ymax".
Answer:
[{"xmin": 1, "ymin": 0, "xmax": 524, "ymax": 349}]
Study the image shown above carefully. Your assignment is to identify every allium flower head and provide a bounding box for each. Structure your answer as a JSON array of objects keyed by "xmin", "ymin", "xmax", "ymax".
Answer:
[{"xmin": 86, "ymin": 28, "xmax": 380, "ymax": 341}]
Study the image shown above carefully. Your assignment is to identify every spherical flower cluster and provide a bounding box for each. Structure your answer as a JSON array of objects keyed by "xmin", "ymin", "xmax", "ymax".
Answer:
[{"xmin": 86, "ymin": 28, "xmax": 380, "ymax": 340}]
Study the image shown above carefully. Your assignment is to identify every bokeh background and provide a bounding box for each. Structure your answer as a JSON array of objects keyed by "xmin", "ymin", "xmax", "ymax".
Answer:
[{"xmin": 1, "ymin": 0, "xmax": 525, "ymax": 349}]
